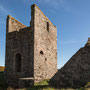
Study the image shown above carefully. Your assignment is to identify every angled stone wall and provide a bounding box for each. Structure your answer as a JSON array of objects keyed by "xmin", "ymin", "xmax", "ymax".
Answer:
[{"xmin": 50, "ymin": 39, "xmax": 90, "ymax": 88}]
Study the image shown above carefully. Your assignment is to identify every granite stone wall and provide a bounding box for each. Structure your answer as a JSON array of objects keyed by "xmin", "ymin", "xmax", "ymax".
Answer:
[
  {"xmin": 5, "ymin": 16, "xmax": 34, "ymax": 88},
  {"xmin": 32, "ymin": 5, "xmax": 57, "ymax": 83}
]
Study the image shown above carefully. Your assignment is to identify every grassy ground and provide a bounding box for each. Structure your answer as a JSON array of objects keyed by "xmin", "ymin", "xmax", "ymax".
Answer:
[
  {"xmin": 27, "ymin": 80, "xmax": 85, "ymax": 90},
  {"xmin": 0, "ymin": 66, "xmax": 5, "ymax": 71},
  {"xmin": 28, "ymin": 80, "xmax": 60, "ymax": 90},
  {"xmin": 0, "ymin": 71, "xmax": 90, "ymax": 90}
]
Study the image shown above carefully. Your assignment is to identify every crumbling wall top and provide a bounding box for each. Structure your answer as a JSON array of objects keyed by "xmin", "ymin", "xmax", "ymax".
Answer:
[
  {"xmin": 31, "ymin": 4, "xmax": 56, "ymax": 27},
  {"xmin": 7, "ymin": 15, "xmax": 26, "ymax": 33},
  {"xmin": 85, "ymin": 38, "xmax": 90, "ymax": 47}
]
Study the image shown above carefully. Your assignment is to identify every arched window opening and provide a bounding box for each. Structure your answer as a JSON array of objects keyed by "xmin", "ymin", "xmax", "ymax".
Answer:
[
  {"xmin": 47, "ymin": 22, "xmax": 49, "ymax": 32},
  {"xmin": 15, "ymin": 53, "xmax": 21, "ymax": 72}
]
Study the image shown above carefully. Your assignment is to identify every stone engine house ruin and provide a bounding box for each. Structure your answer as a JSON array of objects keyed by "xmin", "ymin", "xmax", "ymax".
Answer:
[{"xmin": 4, "ymin": 4, "xmax": 57, "ymax": 88}]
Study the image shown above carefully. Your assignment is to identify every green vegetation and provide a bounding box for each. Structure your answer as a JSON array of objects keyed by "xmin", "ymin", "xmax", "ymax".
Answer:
[
  {"xmin": 0, "ymin": 72, "xmax": 90, "ymax": 90},
  {"xmin": 85, "ymin": 82, "xmax": 90, "ymax": 88},
  {"xmin": 34, "ymin": 80, "xmax": 49, "ymax": 86},
  {"xmin": 27, "ymin": 80, "xmax": 59, "ymax": 90},
  {"xmin": 27, "ymin": 80, "xmax": 84, "ymax": 90}
]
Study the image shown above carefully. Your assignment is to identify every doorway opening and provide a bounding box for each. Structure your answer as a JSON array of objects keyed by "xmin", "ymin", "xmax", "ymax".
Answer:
[{"xmin": 15, "ymin": 53, "xmax": 21, "ymax": 72}]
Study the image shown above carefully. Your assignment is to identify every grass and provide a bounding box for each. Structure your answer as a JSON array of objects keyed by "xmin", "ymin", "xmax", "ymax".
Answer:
[
  {"xmin": 0, "ymin": 71, "xmax": 90, "ymax": 90},
  {"xmin": 34, "ymin": 80, "xmax": 49, "ymax": 86},
  {"xmin": 27, "ymin": 80, "xmax": 60, "ymax": 90},
  {"xmin": 27, "ymin": 80, "xmax": 85, "ymax": 90},
  {"xmin": 0, "ymin": 66, "xmax": 5, "ymax": 71}
]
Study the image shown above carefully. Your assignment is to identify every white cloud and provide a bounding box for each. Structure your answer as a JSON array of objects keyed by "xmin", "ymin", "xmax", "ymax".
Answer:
[
  {"xmin": 60, "ymin": 40, "xmax": 81, "ymax": 45},
  {"xmin": 0, "ymin": 3, "xmax": 17, "ymax": 25},
  {"xmin": 0, "ymin": 5, "xmax": 8, "ymax": 15},
  {"xmin": 0, "ymin": 20, "xmax": 5, "ymax": 24},
  {"xmin": 0, "ymin": 4, "xmax": 14, "ymax": 16},
  {"xmin": 22, "ymin": 0, "xmax": 64, "ymax": 9},
  {"xmin": 38, "ymin": 0, "xmax": 64, "ymax": 8}
]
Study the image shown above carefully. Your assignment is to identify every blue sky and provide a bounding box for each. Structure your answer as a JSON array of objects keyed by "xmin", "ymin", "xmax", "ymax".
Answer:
[{"xmin": 0, "ymin": 0, "xmax": 90, "ymax": 69}]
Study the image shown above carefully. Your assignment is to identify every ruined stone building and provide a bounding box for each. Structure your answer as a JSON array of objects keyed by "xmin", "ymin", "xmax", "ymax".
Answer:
[{"xmin": 4, "ymin": 4, "xmax": 57, "ymax": 88}]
